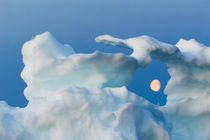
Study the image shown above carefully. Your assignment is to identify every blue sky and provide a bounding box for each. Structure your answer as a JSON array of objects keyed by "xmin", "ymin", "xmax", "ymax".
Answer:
[{"xmin": 0, "ymin": 0, "xmax": 210, "ymax": 107}]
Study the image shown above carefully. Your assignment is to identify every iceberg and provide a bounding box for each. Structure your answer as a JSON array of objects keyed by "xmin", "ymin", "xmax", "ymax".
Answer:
[
  {"xmin": 0, "ymin": 32, "xmax": 210, "ymax": 140},
  {"xmin": 97, "ymin": 34, "xmax": 210, "ymax": 140},
  {"xmin": 0, "ymin": 32, "xmax": 171, "ymax": 140}
]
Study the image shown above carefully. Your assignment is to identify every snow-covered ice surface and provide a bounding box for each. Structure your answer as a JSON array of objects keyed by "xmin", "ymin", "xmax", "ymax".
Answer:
[{"xmin": 0, "ymin": 32, "xmax": 210, "ymax": 140}]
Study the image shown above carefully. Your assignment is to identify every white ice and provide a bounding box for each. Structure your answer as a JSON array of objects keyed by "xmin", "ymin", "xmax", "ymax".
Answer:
[
  {"xmin": 97, "ymin": 34, "xmax": 210, "ymax": 140},
  {"xmin": 0, "ymin": 32, "xmax": 210, "ymax": 140}
]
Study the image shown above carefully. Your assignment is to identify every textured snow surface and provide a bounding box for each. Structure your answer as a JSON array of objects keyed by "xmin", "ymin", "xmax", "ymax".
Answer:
[
  {"xmin": 0, "ymin": 87, "xmax": 172, "ymax": 140},
  {"xmin": 0, "ymin": 32, "xmax": 210, "ymax": 140}
]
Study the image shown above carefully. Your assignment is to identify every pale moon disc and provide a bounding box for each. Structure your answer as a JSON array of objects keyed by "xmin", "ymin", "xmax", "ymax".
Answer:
[{"xmin": 150, "ymin": 79, "xmax": 161, "ymax": 92}]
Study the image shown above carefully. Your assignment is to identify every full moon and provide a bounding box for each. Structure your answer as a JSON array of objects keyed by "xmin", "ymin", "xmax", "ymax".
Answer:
[{"xmin": 150, "ymin": 79, "xmax": 161, "ymax": 92}]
